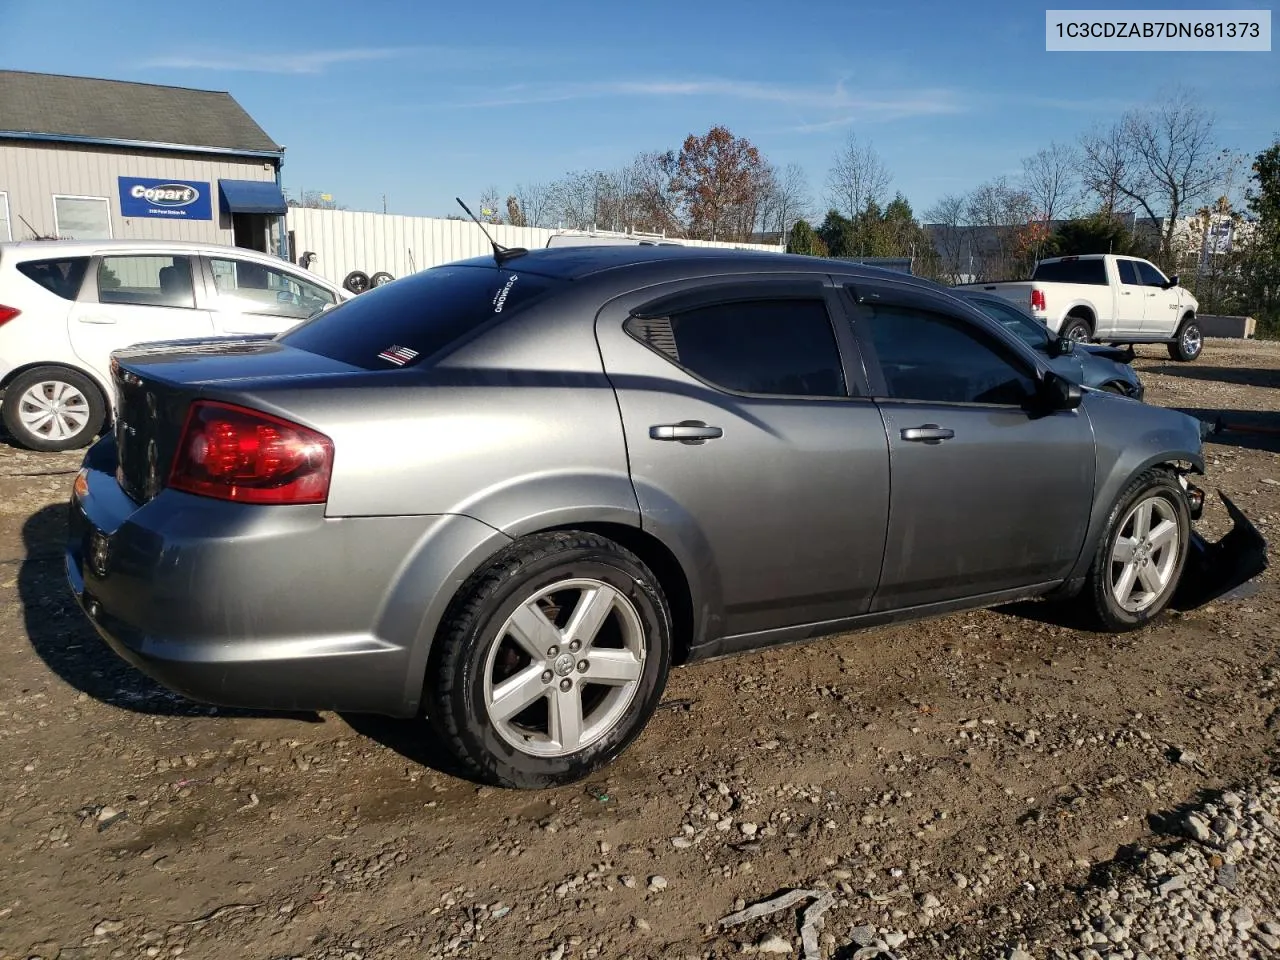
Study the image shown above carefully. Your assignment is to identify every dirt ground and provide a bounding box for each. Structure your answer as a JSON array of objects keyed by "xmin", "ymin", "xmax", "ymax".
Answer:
[{"xmin": 1, "ymin": 340, "xmax": 1278, "ymax": 960}]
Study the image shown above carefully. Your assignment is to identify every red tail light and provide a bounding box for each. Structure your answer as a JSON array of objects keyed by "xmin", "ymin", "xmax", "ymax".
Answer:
[
  {"xmin": 168, "ymin": 400, "xmax": 333, "ymax": 505},
  {"xmin": 0, "ymin": 304, "xmax": 20, "ymax": 327},
  {"xmin": 1030, "ymin": 289, "xmax": 1046, "ymax": 313}
]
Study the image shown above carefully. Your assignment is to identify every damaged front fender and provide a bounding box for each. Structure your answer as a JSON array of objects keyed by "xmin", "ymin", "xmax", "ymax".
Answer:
[{"xmin": 1171, "ymin": 490, "xmax": 1269, "ymax": 611}]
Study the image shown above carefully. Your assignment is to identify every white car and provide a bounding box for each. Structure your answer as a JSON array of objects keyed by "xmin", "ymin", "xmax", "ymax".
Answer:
[
  {"xmin": 957, "ymin": 254, "xmax": 1202, "ymax": 362},
  {"xmin": 0, "ymin": 240, "xmax": 350, "ymax": 451}
]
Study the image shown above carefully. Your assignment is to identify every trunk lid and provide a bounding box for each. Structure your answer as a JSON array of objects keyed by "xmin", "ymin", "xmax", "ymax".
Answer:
[{"xmin": 110, "ymin": 337, "xmax": 363, "ymax": 504}]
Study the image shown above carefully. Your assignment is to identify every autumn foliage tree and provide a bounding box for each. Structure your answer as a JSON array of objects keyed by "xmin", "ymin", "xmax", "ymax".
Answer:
[{"xmin": 672, "ymin": 125, "xmax": 767, "ymax": 242}]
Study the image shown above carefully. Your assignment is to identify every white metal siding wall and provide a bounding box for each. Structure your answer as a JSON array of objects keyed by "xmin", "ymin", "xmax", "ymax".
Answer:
[
  {"xmin": 0, "ymin": 140, "xmax": 276, "ymax": 244},
  {"xmin": 285, "ymin": 207, "xmax": 785, "ymax": 285}
]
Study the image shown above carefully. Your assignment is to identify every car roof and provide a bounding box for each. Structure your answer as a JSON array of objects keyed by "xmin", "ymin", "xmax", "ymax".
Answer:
[
  {"xmin": 1, "ymin": 238, "xmax": 310, "ymax": 265},
  {"xmin": 448, "ymin": 244, "xmax": 944, "ymax": 290}
]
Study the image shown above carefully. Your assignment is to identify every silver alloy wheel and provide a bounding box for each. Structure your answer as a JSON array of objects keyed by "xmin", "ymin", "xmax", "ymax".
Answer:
[
  {"xmin": 17, "ymin": 380, "xmax": 92, "ymax": 442},
  {"xmin": 1110, "ymin": 495, "xmax": 1180, "ymax": 613},
  {"xmin": 1067, "ymin": 323, "xmax": 1089, "ymax": 342},
  {"xmin": 483, "ymin": 578, "xmax": 646, "ymax": 758},
  {"xmin": 1182, "ymin": 323, "xmax": 1202, "ymax": 357}
]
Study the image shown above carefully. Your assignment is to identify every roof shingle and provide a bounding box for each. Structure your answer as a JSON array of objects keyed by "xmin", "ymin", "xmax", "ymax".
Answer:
[{"xmin": 0, "ymin": 70, "xmax": 282, "ymax": 154}]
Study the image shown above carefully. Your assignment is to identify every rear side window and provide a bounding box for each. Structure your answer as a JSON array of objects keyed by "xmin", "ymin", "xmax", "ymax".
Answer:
[
  {"xmin": 625, "ymin": 298, "xmax": 847, "ymax": 397},
  {"xmin": 1032, "ymin": 258, "xmax": 1108, "ymax": 285},
  {"xmin": 278, "ymin": 265, "xmax": 560, "ymax": 369},
  {"xmin": 17, "ymin": 257, "xmax": 91, "ymax": 301},
  {"xmin": 98, "ymin": 255, "xmax": 196, "ymax": 309}
]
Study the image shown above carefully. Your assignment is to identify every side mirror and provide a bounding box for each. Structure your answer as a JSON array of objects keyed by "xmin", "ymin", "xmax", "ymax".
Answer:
[
  {"xmin": 1050, "ymin": 336, "xmax": 1076, "ymax": 357},
  {"xmin": 1040, "ymin": 371, "xmax": 1083, "ymax": 410},
  {"xmin": 1163, "ymin": 273, "xmax": 1180, "ymax": 289}
]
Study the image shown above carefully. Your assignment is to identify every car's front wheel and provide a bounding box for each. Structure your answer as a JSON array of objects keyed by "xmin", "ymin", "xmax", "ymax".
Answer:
[
  {"xmin": 1, "ymin": 366, "xmax": 106, "ymax": 451},
  {"xmin": 1080, "ymin": 468, "xmax": 1191, "ymax": 631},
  {"xmin": 1168, "ymin": 316, "xmax": 1203, "ymax": 362},
  {"xmin": 427, "ymin": 531, "xmax": 672, "ymax": 788}
]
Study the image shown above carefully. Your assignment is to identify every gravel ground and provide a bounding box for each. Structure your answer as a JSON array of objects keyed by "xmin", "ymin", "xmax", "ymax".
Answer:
[{"xmin": 0, "ymin": 339, "xmax": 1277, "ymax": 960}]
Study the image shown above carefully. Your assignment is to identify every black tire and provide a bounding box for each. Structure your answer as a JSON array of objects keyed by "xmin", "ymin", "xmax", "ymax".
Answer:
[
  {"xmin": 1078, "ymin": 468, "xmax": 1191, "ymax": 632},
  {"xmin": 1100, "ymin": 382, "xmax": 1129, "ymax": 396},
  {"xmin": 342, "ymin": 270, "xmax": 370, "ymax": 294},
  {"xmin": 1168, "ymin": 315, "xmax": 1203, "ymax": 362},
  {"xmin": 1060, "ymin": 315, "xmax": 1093, "ymax": 343},
  {"xmin": 1, "ymin": 366, "xmax": 106, "ymax": 452},
  {"xmin": 369, "ymin": 271, "xmax": 395, "ymax": 287},
  {"xmin": 426, "ymin": 531, "xmax": 672, "ymax": 789}
]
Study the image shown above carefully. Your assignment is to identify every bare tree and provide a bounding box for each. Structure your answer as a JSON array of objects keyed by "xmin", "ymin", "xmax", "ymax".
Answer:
[
  {"xmin": 759, "ymin": 162, "xmax": 813, "ymax": 242},
  {"xmin": 825, "ymin": 134, "xmax": 892, "ymax": 220},
  {"xmin": 924, "ymin": 194, "xmax": 968, "ymax": 283},
  {"xmin": 286, "ymin": 190, "xmax": 347, "ymax": 210},
  {"xmin": 512, "ymin": 182, "xmax": 555, "ymax": 228},
  {"xmin": 626, "ymin": 150, "xmax": 683, "ymax": 235},
  {"xmin": 479, "ymin": 186, "xmax": 503, "ymax": 223},
  {"xmin": 1081, "ymin": 89, "xmax": 1234, "ymax": 266},
  {"xmin": 964, "ymin": 177, "xmax": 1036, "ymax": 280},
  {"xmin": 547, "ymin": 171, "xmax": 601, "ymax": 229},
  {"xmin": 1021, "ymin": 141, "xmax": 1082, "ymax": 223}
]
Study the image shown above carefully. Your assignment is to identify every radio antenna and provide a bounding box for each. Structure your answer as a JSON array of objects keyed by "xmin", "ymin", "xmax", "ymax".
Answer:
[{"xmin": 456, "ymin": 197, "xmax": 527, "ymax": 265}]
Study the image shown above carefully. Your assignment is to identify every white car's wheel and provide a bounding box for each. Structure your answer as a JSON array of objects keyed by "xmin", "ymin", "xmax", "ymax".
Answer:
[{"xmin": 1, "ymin": 366, "xmax": 106, "ymax": 452}]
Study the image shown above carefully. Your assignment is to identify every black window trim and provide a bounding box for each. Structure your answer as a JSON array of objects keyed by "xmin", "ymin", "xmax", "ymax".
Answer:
[
  {"xmin": 841, "ymin": 280, "xmax": 1050, "ymax": 409},
  {"xmin": 625, "ymin": 278, "xmax": 871, "ymax": 402},
  {"xmin": 15, "ymin": 254, "xmax": 95, "ymax": 302}
]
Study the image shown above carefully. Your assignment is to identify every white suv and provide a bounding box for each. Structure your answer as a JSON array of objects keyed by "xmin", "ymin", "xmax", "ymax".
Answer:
[{"xmin": 0, "ymin": 240, "xmax": 350, "ymax": 451}]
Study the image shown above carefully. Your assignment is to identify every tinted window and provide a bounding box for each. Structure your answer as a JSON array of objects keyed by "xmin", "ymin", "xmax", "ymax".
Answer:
[
  {"xmin": 966, "ymin": 297, "xmax": 1049, "ymax": 349},
  {"xmin": 210, "ymin": 257, "xmax": 336, "ymax": 321},
  {"xmin": 279, "ymin": 264, "xmax": 560, "ymax": 369},
  {"xmin": 1136, "ymin": 261, "xmax": 1167, "ymax": 286},
  {"xmin": 1117, "ymin": 259, "xmax": 1141, "ymax": 285},
  {"xmin": 98, "ymin": 256, "xmax": 195, "ymax": 309},
  {"xmin": 1032, "ymin": 258, "xmax": 1108, "ymax": 285},
  {"xmin": 860, "ymin": 303, "xmax": 1036, "ymax": 405},
  {"xmin": 626, "ymin": 298, "xmax": 846, "ymax": 397},
  {"xmin": 17, "ymin": 257, "xmax": 90, "ymax": 301}
]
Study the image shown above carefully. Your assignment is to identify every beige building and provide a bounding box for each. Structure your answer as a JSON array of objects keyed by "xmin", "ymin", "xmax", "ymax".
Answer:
[{"xmin": 0, "ymin": 70, "xmax": 288, "ymax": 257}]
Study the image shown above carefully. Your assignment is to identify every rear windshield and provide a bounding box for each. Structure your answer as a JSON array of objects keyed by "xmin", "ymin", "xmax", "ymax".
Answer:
[
  {"xmin": 278, "ymin": 264, "xmax": 561, "ymax": 369},
  {"xmin": 17, "ymin": 257, "xmax": 91, "ymax": 300},
  {"xmin": 1032, "ymin": 258, "xmax": 1108, "ymax": 285}
]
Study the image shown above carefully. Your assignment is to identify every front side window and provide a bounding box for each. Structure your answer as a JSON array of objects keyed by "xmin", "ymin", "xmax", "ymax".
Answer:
[
  {"xmin": 625, "ymin": 298, "xmax": 847, "ymax": 398},
  {"xmin": 17, "ymin": 257, "xmax": 91, "ymax": 301},
  {"xmin": 210, "ymin": 258, "xmax": 337, "ymax": 321},
  {"xmin": 1136, "ymin": 261, "xmax": 1168, "ymax": 287},
  {"xmin": 97, "ymin": 255, "xmax": 195, "ymax": 309},
  {"xmin": 1117, "ymin": 260, "xmax": 1142, "ymax": 285},
  {"xmin": 53, "ymin": 196, "xmax": 111, "ymax": 240},
  {"xmin": 967, "ymin": 297, "xmax": 1049, "ymax": 349},
  {"xmin": 859, "ymin": 302, "xmax": 1036, "ymax": 406}
]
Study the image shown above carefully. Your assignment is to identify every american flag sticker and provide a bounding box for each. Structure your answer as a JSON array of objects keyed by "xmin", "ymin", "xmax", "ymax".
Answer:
[{"xmin": 377, "ymin": 345, "xmax": 419, "ymax": 366}]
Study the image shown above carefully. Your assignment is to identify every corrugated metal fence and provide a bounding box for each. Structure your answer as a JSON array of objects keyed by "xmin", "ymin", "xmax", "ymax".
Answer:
[{"xmin": 285, "ymin": 208, "xmax": 784, "ymax": 286}]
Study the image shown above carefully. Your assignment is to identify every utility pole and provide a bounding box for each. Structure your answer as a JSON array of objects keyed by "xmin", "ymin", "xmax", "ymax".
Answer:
[{"xmin": 382, "ymin": 195, "xmax": 387, "ymax": 215}]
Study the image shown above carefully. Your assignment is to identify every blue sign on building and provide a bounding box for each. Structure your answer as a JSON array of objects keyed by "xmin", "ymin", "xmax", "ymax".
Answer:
[{"xmin": 118, "ymin": 176, "xmax": 213, "ymax": 220}]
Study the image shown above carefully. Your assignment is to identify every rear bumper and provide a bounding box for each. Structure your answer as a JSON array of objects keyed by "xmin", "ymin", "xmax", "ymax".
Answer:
[{"xmin": 64, "ymin": 435, "xmax": 450, "ymax": 716}]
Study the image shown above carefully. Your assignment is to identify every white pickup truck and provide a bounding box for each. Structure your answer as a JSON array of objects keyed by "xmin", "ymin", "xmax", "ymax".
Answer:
[{"xmin": 957, "ymin": 253, "xmax": 1203, "ymax": 361}]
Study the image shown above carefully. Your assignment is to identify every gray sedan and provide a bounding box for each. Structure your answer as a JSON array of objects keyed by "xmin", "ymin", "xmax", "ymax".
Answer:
[{"xmin": 65, "ymin": 247, "xmax": 1267, "ymax": 789}]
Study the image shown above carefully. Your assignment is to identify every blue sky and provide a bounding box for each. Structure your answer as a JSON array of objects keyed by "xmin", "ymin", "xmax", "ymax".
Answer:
[{"xmin": 1, "ymin": 0, "xmax": 1276, "ymax": 221}]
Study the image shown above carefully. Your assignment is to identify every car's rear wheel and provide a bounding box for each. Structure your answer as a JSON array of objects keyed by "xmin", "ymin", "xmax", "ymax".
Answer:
[
  {"xmin": 427, "ymin": 531, "xmax": 672, "ymax": 788},
  {"xmin": 1, "ymin": 366, "xmax": 106, "ymax": 452},
  {"xmin": 1168, "ymin": 316, "xmax": 1203, "ymax": 361},
  {"xmin": 1060, "ymin": 315, "xmax": 1093, "ymax": 342},
  {"xmin": 1079, "ymin": 469, "xmax": 1190, "ymax": 631}
]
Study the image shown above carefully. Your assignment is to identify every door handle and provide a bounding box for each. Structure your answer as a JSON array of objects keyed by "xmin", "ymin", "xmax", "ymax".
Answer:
[
  {"xmin": 78, "ymin": 315, "xmax": 117, "ymax": 324},
  {"xmin": 901, "ymin": 424, "xmax": 954, "ymax": 444},
  {"xmin": 650, "ymin": 421, "xmax": 723, "ymax": 444}
]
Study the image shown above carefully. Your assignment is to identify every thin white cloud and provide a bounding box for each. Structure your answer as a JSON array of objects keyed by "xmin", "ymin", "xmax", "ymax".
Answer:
[
  {"xmin": 435, "ymin": 77, "xmax": 966, "ymax": 124},
  {"xmin": 140, "ymin": 47, "xmax": 430, "ymax": 75}
]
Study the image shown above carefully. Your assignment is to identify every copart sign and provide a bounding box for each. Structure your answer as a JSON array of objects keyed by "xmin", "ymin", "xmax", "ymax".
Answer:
[{"xmin": 118, "ymin": 176, "xmax": 213, "ymax": 220}]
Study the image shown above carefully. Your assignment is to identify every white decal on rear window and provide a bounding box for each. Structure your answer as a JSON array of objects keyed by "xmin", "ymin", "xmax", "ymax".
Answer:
[
  {"xmin": 492, "ymin": 274, "xmax": 519, "ymax": 313},
  {"xmin": 377, "ymin": 345, "xmax": 419, "ymax": 366}
]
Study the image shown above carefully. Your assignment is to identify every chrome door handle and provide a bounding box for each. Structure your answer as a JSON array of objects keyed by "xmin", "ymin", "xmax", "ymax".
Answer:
[
  {"xmin": 901, "ymin": 424, "xmax": 954, "ymax": 444},
  {"xmin": 78, "ymin": 315, "xmax": 117, "ymax": 324},
  {"xmin": 650, "ymin": 421, "xmax": 723, "ymax": 444}
]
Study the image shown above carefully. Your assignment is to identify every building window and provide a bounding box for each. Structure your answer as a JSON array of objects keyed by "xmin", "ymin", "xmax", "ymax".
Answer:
[
  {"xmin": 0, "ymin": 193, "xmax": 10, "ymax": 242},
  {"xmin": 52, "ymin": 195, "xmax": 112, "ymax": 240}
]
